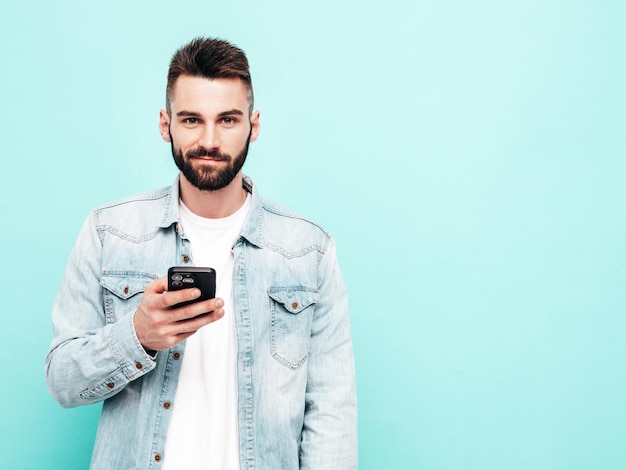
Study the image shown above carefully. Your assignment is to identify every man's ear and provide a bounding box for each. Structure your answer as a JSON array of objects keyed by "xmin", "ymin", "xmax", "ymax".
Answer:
[
  {"xmin": 159, "ymin": 109, "xmax": 171, "ymax": 142},
  {"xmin": 249, "ymin": 110, "xmax": 261, "ymax": 143}
]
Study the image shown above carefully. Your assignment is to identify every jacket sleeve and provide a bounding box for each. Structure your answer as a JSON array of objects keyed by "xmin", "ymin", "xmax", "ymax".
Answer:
[
  {"xmin": 44, "ymin": 213, "xmax": 157, "ymax": 408},
  {"xmin": 300, "ymin": 237, "xmax": 358, "ymax": 469}
]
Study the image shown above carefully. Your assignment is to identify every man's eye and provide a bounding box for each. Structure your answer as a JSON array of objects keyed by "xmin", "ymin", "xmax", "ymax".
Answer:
[
  {"xmin": 221, "ymin": 117, "xmax": 236, "ymax": 126},
  {"xmin": 183, "ymin": 118, "xmax": 198, "ymax": 125}
]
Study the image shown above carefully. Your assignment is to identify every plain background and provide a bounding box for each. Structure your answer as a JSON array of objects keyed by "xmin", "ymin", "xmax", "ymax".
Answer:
[{"xmin": 1, "ymin": 1, "xmax": 625, "ymax": 468}]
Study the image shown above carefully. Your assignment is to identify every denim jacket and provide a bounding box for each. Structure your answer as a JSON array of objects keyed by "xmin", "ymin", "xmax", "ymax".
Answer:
[{"xmin": 45, "ymin": 175, "xmax": 357, "ymax": 470}]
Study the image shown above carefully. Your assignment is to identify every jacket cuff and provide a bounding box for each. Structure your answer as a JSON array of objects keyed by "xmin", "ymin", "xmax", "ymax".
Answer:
[{"xmin": 109, "ymin": 312, "xmax": 157, "ymax": 381}]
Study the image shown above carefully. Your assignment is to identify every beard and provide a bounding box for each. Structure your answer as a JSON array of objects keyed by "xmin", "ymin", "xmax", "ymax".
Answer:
[{"xmin": 171, "ymin": 131, "xmax": 251, "ymax": 191}]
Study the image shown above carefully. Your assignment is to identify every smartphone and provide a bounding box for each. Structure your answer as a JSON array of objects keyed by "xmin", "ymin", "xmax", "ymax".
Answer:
[{"xmin": 167, "ymin": 266, "xmax": 216, "ymax": 309}]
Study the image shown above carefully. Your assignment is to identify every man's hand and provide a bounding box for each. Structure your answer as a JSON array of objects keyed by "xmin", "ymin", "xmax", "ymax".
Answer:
[{"xmin": 134, "ymin": 276, "xmax": 224, "ymax": 351}]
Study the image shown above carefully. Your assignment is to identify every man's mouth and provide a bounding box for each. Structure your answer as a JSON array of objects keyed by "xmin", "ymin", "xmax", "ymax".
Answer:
[
  {"xmin": 192, "ymin": 155, "xmax": 227, "ymax": 161},
  {"xmin": 187, "ymin": 150, "xmax": 229, "ymax": 162}
]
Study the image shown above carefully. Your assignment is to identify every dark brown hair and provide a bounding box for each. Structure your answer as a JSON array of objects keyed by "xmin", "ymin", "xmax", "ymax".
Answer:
[{"xmin": 166, "ymin": 37, "xmax": 253, "ymax": 112}]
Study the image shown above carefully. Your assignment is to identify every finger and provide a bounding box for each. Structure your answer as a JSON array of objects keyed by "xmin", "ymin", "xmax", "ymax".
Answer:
[
  {"xmin": 145, "ymin": 276, "xmax": 169, "ymax": 295},
  {"xmin": 174, "ymin": 331, "xmax": 195, "ymax": 342},
  {"xmin": 175, "ymin": 308, "xmax": 225, "ymax": 334},
  {"xmin": 167, "ymin": 297, "xmax": 222, "ymax": 320},
  {"xmin": 162, "ymin": 287, "xmax": 203, "ymax": 309}
]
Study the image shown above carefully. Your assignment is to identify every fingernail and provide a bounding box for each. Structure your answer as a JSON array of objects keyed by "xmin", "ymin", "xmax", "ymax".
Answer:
[
  {"xmin": 191, "ymin": 289, "xmax": 200, "ymax": 298},
  {"xmin": 215, "ymin": 299, "xmax": 224, "ymax": 308}
]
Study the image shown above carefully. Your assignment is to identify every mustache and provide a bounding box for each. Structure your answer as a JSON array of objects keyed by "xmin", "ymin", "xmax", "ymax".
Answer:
[{"xmin": 185, "ymin": 147, "xmax": 230, "ymax": 161}]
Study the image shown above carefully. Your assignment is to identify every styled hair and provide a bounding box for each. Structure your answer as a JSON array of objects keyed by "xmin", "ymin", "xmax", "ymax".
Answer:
[{"xmin": 166, "ymin": 37, "xmax": 253, "ymax": 113}]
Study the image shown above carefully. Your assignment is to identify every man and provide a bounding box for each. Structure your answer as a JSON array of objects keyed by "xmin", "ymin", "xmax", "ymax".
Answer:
[{"xmin": 45, "ymin": 37, "xmax": 357, "ymax": 469}]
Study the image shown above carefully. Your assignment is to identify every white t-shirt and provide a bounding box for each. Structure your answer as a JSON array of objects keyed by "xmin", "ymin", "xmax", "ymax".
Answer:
[{"xmin": 162, "ymin": 195, "xmax": 251, "ymax": 470}]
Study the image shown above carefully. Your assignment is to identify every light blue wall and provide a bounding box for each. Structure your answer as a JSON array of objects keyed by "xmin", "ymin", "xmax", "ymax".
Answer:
[{"xmin": 1, "ymin": 1, "xmax": 624, "ymax": 468}]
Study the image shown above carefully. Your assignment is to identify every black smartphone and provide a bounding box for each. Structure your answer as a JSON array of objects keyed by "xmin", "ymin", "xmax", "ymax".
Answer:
[{"xmin": 167, "ymin": 266, "xmax": 216, "ymax": 309}]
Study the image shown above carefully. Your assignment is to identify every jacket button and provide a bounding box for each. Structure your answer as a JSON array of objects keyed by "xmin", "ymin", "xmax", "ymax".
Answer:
[
  {"xmin": 164, "ymin": 401, "xmax": 171, "ymax": 409},
  {"xmin": 183, "ymin": 255, "xmax": 190, "ymax": 263},
  {"xmin": 173, "ymin": 352, "xmax": 180, "ymax": 360},
  {"xmin": 123, "ymin": 286, "xmax": 129, "ymax": 294},
  {"xmin": 106, "ymin": 382, "xmax": 114, "ymax": 389},
  {"xmin": 135, "ymin": 362, "xmax": 143, "ymax": 370},
  {"xmin": 291, "ymin": 302, "xmax": 299, "ymax": 310},
  {"xmin": 154, "ymin": 454, "xmax": 161, "ymax": 462}
]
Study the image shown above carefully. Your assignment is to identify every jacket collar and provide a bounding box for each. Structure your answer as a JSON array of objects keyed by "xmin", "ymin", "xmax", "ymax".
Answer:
[
  {"xmin": 159, "ymin": 173, "xmax": 264, "ymax": 248},
  {"xmin": 157, "ymin": 174, "xmax": 182, "ymax": 230},
  {"xmin": 239, "ymin": 175, "xmax": 263, "ymax": 248}
]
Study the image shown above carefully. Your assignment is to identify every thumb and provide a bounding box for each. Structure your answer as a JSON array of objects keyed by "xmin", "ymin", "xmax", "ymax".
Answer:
[{"xmin": 145, "ymin": 276, "xmax": 168, "ymax": 294}]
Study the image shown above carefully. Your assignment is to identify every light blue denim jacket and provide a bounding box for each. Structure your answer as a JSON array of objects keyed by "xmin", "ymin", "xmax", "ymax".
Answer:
[{"xmin": 45, "ymin": 176, "xmax": 357, "ymax": 470}]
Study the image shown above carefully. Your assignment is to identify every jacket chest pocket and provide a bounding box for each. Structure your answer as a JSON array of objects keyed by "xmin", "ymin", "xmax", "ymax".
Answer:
[
  {"xmin": 100, "ymin": 271, "xmax": 157, "ymax": 324},
  {"xmin": 268, "ymin": 287, "xmax": 319, "ymax": 370}
]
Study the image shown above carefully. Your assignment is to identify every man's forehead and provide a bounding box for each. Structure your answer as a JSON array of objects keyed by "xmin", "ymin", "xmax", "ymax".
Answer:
[
  {"xmin": 172, "ymin": 75, "xmax": 248, "ymax": 96},
  {"xmin": 169, "ymin": 75, "xmax": 251, "ymax": 111}
]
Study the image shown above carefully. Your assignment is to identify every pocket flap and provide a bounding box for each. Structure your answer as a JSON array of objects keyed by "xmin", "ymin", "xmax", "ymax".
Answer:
[
  {"xmin": 268, "ymin": 287, "xmax": 319, "ymax": 314},
  {"xmin": 100, "ymin": 271, "xmax": 157, "ymax": 300}
]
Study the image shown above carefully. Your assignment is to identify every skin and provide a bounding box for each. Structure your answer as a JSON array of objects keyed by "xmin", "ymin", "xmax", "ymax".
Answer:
[{"xmin": 134, "ymin": 75, "xmax": 261, "ymax": 352}]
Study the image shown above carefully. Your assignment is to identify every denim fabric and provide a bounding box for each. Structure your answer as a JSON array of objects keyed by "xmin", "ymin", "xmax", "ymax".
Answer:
[{"xmin": 45, "ymin": 176, "xmax": 357, "ymax": 469}]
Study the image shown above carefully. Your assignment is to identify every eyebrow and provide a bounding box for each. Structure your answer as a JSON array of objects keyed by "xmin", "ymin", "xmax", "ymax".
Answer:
[
  {"xmin": 176, "ymin": 110, "xmax": 202, "ymax": 118},
  {"xmin": 217, "ymin": 109, "xmax": 245, "ymax": 117}
]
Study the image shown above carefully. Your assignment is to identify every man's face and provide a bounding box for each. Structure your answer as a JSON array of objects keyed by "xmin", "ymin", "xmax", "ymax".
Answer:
[{"xmin": 159, "ymin": 75, "xmax": 260, "ymax": 191}]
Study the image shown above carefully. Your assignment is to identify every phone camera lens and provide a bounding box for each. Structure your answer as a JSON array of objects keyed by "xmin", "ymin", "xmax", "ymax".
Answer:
[
  {"xmin": 171, "ymin": 281, "xmax": 183, "ymax": 287},
  {"xmin": 172, "ymin": 274, "xmax": 183, "ymax": 281}
]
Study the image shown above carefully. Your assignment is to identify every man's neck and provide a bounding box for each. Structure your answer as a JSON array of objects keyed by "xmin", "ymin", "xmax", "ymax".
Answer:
[{"xmin": 179, "ymin": 172, "xmax": 247, "ymax": 219}]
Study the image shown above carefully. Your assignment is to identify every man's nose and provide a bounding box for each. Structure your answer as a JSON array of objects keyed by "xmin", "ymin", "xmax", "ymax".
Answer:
[{"xmin": 198, "ymin": 124, "xmax": 220, "ymax": 149}]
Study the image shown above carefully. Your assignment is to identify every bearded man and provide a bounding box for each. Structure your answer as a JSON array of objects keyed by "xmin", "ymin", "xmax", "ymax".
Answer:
[{"xmin": 45, "ymin": 37, "xmax": 357, "ymax": 470}]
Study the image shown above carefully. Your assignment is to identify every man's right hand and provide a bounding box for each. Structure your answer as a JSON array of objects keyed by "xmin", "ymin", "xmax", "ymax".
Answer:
[{"xmin": 133, "ymin": 276, "xmax": 224, "ymax": 352}]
